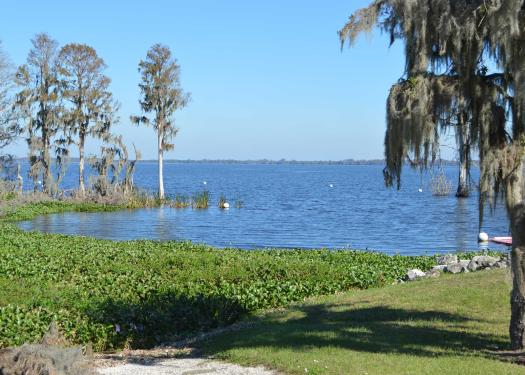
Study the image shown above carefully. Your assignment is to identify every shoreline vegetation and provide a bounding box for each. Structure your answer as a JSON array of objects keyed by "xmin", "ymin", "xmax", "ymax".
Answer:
[{"xmin": 0, "ymin": 195, "xmax": 504, "ymax": 353}]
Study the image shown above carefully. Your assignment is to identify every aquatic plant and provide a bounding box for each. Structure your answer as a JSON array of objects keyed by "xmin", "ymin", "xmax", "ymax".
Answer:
[
  {"xmin": 172, "ymin": 194, "xmax": 191, "ymax": 208},
  {"xmin": 0, "ymin": 201, "xmax": 461, "ymax": 351},
  {"xmin": 192, "ymin": 190, "xmax": 209, "ymax": 209},
  {"xmin": 429, "ymin": 170, "xmax": 452, "ymax": 196},
  {"xmin": 218, "ymin": 194, "xmax": 227, "ymax": 209}
]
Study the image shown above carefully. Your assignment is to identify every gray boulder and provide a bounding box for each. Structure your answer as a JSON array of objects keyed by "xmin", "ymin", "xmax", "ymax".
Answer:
[
  {"xmin": 446, "ymin": 263, "xmax": 465, "ymax": 274},
  {"xmin": 493, "ymin": 261, "xmax": 508, "ymax": 269},
  {"xmin": 405, "ymin": 269, "xmax": 426, "ymax": 281},
  {"xmin": 459, "ymin": 260, "xmax": 470, "ymax": 268},
  {"xmin": 432, "ymin": 265, "xmax": 447, "ymax": 272},
  {"xmin": 437, "ymin": 254, "xmax": 458, "ymax": 265},
  {"xmin": 468, "ymin": 256, "xmax": 499, "ymax": 271}
]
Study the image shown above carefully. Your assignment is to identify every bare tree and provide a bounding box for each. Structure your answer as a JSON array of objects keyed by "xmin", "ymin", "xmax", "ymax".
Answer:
[
  {"xmin": 341, "ymin": 0, "xmax": 525, "ymax": 348},
  {"xmin": 58, "ymin": 43, "xmax": 117, "ymax": 194},
  {"xmin": 0, "ymin": 41, "xmax": 19, "ymax": 153},
  {"xmin": 15, "ymin": 33, "xmax": 62, "ymax": 193},
  {"xmin": 88, "ymin": 134, "xmax": 139, "ymax": 197},
  {"xmin": 131, "ymin": 44, "xmax": 190, "ymax": 200}
]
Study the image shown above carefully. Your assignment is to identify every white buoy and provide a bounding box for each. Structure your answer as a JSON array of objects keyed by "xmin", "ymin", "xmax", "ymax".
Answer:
[
  {"xmin": 329, "ymin": 184, "xmax": 334, "ymax": 188},
  {"xmin": 222, "ymin": 202, "xmax": 230, "ymax": 209},
  {"xmin": 203, "ymin": 181, "xmax": 207, "ymax": 185},
  {"xmin": 478, "ymin": 232, "xmax": 489, "ymax": 242},
  {"xmin": 418, "ymin": 188, "xmax": 423, "ymax": 193}
]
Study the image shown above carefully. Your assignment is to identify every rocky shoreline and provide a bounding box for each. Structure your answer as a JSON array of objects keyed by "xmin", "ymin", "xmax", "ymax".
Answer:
[{"xmin": 405, "ymin": 254, "xmax": 510, "ymax": 282}]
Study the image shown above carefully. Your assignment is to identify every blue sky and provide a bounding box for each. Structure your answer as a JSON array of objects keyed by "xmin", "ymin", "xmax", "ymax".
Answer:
[{"xmin": 2, "ymin": 0, "xmax": 412, "ymax": 160}]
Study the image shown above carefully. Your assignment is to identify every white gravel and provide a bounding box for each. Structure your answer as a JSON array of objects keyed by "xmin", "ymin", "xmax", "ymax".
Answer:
[{"xmin": 97, "ymin": 357, "xmax": 278, "ymax": 375}]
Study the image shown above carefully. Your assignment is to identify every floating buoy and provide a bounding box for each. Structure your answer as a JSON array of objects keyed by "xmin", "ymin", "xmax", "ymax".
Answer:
[
  {"xmin": 203, "ymin": 181, "xmax": 207, "ymax": 185},
  {"xmin": 418, "ymin": 188, "xmax": 423, "ymax": 193},
  {"xmin": 222, "ymin": 202, "xmax": 230, "ymax": 209},
  {"xmin": 478, "ymin": 232, "xmax": 489, "ymax": 242},
  {"xmin": 329, "ymin": 184, "xmax": 334, "ymax": 188}
]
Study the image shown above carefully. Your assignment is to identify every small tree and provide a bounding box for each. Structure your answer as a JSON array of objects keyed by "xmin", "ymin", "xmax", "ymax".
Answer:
[
  {"xmin": 15, "ymin": 33, "xmax": 62, "ymax": 193},
  {"xmin": 59, "ymin": 43, "xmax": 117, "ymax": 194},
  {"xmin": 132, "ymin": 44, "xmax": 190, "ymax": 200},
  {"xmin": 88, "ymin": 134, "xmax": 139, "ymax": 197}
]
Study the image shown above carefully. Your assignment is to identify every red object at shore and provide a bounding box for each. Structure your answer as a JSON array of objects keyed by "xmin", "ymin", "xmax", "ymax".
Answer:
[{"xmin": 490, "ymin": 237, "xmax": 512, "ymax": 246}]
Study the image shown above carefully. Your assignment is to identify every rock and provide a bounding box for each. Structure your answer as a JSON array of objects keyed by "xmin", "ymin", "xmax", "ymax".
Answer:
[
  {"xmin": 437, "ymin": 254, "xmax": 458, "ymax": 265},
  {"xmin": 425, "ymin": 269, "xmax": 441, "ymax": 278},
  {"xmin": 468, "ymin": 256, "xmax": 499, "ymax": 271},
  {"xmin": 459, "ymin": 260, "xmax": 470, "ymax": 268},
  {"xmin": 405, "ymin": 269, "xmax": 426, "ymax": 281},
  {"xmin": 467, "ymin": 260, "xmax": 480, "ymax": 271},
  {"xmin": 493, "ymin": 261, "xmax": 508, "ymax": 269},
  {"xmin": 501, "ymin": 253, "xmax": 511, "ymax": 266},
  {"xmin": 446, "ymin": 263, "xmax": 465, "ymax": 274},
  {"xmin": 432, "ymin": 265, "xmax": 447, "ymax": 271}
]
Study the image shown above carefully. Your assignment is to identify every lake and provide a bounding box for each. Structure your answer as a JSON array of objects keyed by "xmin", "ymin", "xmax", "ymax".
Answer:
[{"xmin": 16, "ymin": 162, "xmax": 510, "ymax": 255}]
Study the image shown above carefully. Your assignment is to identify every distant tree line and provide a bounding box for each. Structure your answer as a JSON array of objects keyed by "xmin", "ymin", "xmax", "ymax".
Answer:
[{"xmin": 0, "ymin": 34, "xmax": 189, "ymax": 199}]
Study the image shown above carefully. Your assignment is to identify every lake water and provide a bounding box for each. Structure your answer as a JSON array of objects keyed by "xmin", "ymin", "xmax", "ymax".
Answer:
[{"xmin": 16, "ymin": 162, "xmax": 510, "ymax": 255}]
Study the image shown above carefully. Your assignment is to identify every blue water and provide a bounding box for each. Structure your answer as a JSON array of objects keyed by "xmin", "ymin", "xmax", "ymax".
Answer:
[{"xmin": 16, "ymin": 162, "xmax": 510, "ymax": 255}]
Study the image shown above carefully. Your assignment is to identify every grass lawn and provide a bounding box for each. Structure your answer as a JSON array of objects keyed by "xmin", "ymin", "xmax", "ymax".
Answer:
[{"xmin": 199, "ymin": 269, "xmax": 524, "ymax": 374}]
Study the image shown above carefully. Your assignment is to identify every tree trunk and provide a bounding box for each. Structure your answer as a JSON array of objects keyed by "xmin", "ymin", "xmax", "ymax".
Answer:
[
  {"xmin": 507, "ymin": 164, "xmax": 525, "ymax": 349},
  {"xmin": 78, "ymin": 130, "xmax": 86, "ymax": 194},
  {"xmin": 42, "ymin": 128, "xmax": 52, "ymax": 194},
  {"xmin": 456, "ymin": 152, "xmax": 469, "ymax": 198},
  {"xmin": 158, "ymin": 128, "xmax": 164, "ymax": 200},
  {"xmin": 16, "ymin": 163, "xmax": 23, "ymax": 194},
  {"xmin": 456, "ymin": 118, "xmax": 470, "ymax": 198}
]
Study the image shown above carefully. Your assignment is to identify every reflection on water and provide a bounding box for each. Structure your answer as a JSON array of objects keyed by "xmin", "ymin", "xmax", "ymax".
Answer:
[{"xmin": 17, "ymin": 163, "xmax": 512, "ymax": 255}]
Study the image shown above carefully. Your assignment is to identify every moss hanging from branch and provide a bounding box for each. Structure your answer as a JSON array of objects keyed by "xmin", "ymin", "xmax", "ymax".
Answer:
[{"xmin": 342, "ymin": 0, "xmax": 525, "ymax": 217}]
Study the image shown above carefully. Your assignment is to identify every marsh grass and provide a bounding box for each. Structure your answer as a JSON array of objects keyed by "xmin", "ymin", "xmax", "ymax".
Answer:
[
  {"xmin": 172, "ymin": 194, "xmax": 191, "ymax": 208},
  {"xmin": 192, "ymin": 190, "xmax": 209, "ymax": 209},
  {"xmin": 429, "ymin": 172, "xmax": 453, "ymax": 196}
]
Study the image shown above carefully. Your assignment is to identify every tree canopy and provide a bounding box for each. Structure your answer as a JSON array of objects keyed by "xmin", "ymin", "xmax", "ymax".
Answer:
[{"xmin": 340, "ymin": 0, "xmax": 525, "ymax": 349}]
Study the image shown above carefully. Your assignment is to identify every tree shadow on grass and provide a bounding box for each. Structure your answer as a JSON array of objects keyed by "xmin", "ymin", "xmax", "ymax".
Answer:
[
  {"xmin": 83, "ymin": 291, "xmax": 249, "ymax": 353},
  {"xmin": 200, "ymin": 302, "xmax": 510, "ymax": 360}
]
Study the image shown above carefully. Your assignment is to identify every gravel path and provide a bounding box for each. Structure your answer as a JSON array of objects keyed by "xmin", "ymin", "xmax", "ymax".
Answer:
[{"xmin": 98, "ymin": 357, "xmax": 278, "ymax": 375}]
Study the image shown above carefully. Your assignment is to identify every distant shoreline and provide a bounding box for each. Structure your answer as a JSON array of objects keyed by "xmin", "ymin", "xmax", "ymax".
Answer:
[{"xmin": 11, "ymin": 157, "xmax": 464, "ymax": 166}]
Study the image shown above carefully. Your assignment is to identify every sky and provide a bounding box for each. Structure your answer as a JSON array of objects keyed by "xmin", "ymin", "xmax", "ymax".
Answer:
[{"xmin": 1, "ymin": 0, "xmax": 416, "ymax": 161}]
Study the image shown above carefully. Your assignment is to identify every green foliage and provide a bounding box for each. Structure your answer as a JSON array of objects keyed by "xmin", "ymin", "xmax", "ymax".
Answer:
[
  {"xmin": 0, "ymin": 201, "xmax": 505, "ymax": 352},
  {"xmin": 0, "ymin": 220, "xmax": 440, "ymax": 351}
]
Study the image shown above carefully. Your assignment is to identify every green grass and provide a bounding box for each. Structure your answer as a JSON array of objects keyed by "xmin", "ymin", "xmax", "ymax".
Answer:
[{"xmin": 199, "ymin": 270, "xmax": 522, "ymax": 374}]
